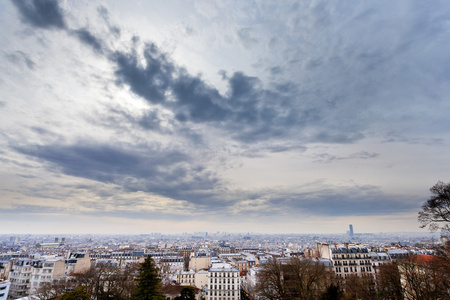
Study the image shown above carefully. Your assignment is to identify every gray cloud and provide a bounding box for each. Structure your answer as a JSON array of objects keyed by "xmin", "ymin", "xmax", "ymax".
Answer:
[
  {"xmin": 4, "ymin": 51, "xmax": 36, "ymax": 70},
  {"xmin": 11, "ymin": 0, "xmax": 66, "ymax": 29},
  {"xmin": 6, "ymin": 0, "xmax": 450, "ymax": 227},
  {"xmin": 10, "ymin": 0, "xmax": 368, "ymax": 146},
  {"xmin": 261, "ymin": 185, "xmax": 420, "ymax": 217},
  {"xmin": 13, "ymin": 142, "xmax": 220, "ymax": 205},
  {"xmin": 97, "ymin": 6, "xmax": 121, "ymax": 37},
  {"xmin": 113, "ymin": 44, "xmax": 175, "ymax": 104},
  {"xmin": 71, "ymin": 28, "xmax": 104, "ymax": 54},
  {"xmin": 237, "ymin": 27, "xmax": 259, "ymax": 48},
  {"xmin": 314, "ymin": 151, "xmax": 379, "ymax": 163}
]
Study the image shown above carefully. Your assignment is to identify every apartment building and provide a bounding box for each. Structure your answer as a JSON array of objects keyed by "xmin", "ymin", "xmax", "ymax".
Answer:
[
  {"xmin": 229, "ymin": 259, "xmax": 249, "ymax": 274},
  {"xmin": 0, "ymin": 280, "xmax": 10, "ymax": 300},
  {"xmin": 8, "ymin": 259, "xmax": 33, "ymax": 298},
  {"xmin": 177, "ymin": 269, "xmax": 195, "ymax": 286},
  {"xmin": 194, "ymin": 270, "xmax": 208, "ymax": 291},
  {"xmin": 189, "ymin": 253, "xmax": 211, "ymax": 271},
  {"xmin": 8, "ymin": 257, "xmax": 65, "ymax": 298},
  {"xmin": 207, "ymin": 263, "xmax": 240, "ymax": 300},
  {"xmin": 65, "ymin": 252, "xmax": 90, "ymax": 275},
  {"xmin": 316, "ymin": 243, "xmax": 374, "ymax": 278},
  {"xmin": 370, "ymin": 252, "xmax": 392, "ymax": 273}
]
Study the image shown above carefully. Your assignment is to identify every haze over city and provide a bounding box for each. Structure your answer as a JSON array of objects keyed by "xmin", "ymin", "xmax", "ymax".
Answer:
[{"xmin": 1, "ymin": 0, "xmax": 449, "ymax": 234}]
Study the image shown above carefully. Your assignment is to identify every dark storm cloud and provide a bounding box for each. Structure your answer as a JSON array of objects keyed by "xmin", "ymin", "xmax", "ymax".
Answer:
[
  {"xmin": 11, "ymin": 0, "xmax": 66, "ymax": 29},
  {"xmin": 172, "ymin": 70, "xmax": 228, "ymax": 122},
  {"xmin": 111, "ymin": 44, "xmax": 313, "ymax": 143},
  {"xmin": 13, "ymin": 142, "xmax": 220, "ymax": 204},
  {"xmin": 113, "ymin": 44, "xmax": 175, "ymax": 104},
  {"xmin": 137, "ymin": 110, "xmax": 166, "ymax": 131},
  {"xmin": 11, "ymin": 0, "xmax": 368, "ymax": 146}
]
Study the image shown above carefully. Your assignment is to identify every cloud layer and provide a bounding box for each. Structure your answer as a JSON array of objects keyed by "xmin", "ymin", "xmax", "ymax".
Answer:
[{"xmin": 1, "ymin": 0, "xmax": 449, "ymax": 233}]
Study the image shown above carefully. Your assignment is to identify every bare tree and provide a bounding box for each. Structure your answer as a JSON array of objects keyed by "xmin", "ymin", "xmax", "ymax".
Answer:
[
  {"xmin": 36, "ymin": 264, "xmax": 138, "ymax": 300},
  {"xmin": 342, "ymin": 274, "xmax": 376, "ymax": 300},
  {"xmin": 255, "ymin": 258, "xmax": 289, "ymax": 300},
  {"xmin": 418, "ymin": 181, "xmax": 450, "ymax": 232},
  {"xmin": 35, "ymin": 277, "xmax": 78, "ymax": 300},
  {"xmin": 399, "ymin": 255, "xmax": 450, "ymax": 300},
  {"xmin": 255, "ymin": 257, "xmax": 336, "ymax": 300},
  {"xmin": 75, "ymin": 264, "xmax": 138, "ymax": 299},
  {"xmin": 375, "ymin": 262, "xmax": 403, "ymax": 300}
]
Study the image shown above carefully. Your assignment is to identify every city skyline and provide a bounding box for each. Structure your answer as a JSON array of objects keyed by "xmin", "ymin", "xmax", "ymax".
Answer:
[{"xmin": 1, "ymin": 0, "xmax": 450, "ymax": 234}]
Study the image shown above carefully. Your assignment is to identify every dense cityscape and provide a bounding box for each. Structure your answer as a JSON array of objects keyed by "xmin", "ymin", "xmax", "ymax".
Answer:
[{"xmin": 0, "ymin": 229, "xmax": 447, "ymax": 299}]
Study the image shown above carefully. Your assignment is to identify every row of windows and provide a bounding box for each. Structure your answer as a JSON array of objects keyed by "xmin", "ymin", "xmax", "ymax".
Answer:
[
  {"xmin": 335, "ymin": 266, "xmax": 373, "ymax": 273},
  {"xmin": 333, "ymin": 254, "xmax": 370, "ymax": 259},
  {"xmin": 209, "ymin": 290, "xmax": 237, "ymax": 296},
  {"xmin": 209, "ymin": 285, "xmax": 238, "ymax": 290},
  {"xmin": 211, "ymin": 272, "xmax": 237, "ymax": 278},
  {"xmin": 210, "ymin": 278, "xmax": 236, "ymax": 284},
  {"xmin": 334, "ymin": 260, "xmax": 371, "ymax": 266}
]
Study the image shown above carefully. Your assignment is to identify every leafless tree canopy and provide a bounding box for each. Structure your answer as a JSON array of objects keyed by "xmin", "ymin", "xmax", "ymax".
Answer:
[
  {"xmin": 341, "ymin": 274, "xmax": 375, "ymax": 300},
  {"xmin": 255, "ymin": 257, "xmax": 335, "ymax": 300},
  {"xmin": 36, "ymin": 264, "xmax": 139, "ymax": 300},
  {"xmin": 376, "ymin": 262, "xmax": 403, "ymax": 300},
  {"xmin": 418, "ymin": 181, "xmax": 450, "ymax": 232},
  {"xmin": 399, "ymin": 255, "xmax": 450, "ymax": 300}
]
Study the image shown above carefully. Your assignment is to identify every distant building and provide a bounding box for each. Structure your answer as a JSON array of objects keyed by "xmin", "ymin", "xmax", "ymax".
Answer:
[
  {"xmin": 349, "ymin": 224, "xmax": 354, "ymax": 236},
  {"xmin": 0, "ymin": 261, "xmax": 12, "ymax": 280}
]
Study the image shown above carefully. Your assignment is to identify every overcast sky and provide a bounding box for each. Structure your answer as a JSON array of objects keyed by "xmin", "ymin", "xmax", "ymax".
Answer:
[{"xmin": 1, "ymin": 0, "xmax": 449, "ymax": 234}]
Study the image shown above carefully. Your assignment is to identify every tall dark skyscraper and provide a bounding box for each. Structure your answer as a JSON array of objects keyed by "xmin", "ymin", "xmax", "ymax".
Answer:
[{"xmin": 349, "ymin": 224, "xmax": 354, "ymax": 236}]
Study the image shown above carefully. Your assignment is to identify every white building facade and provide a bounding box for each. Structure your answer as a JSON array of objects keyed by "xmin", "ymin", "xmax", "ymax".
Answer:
[
  {"xmin": 8, "ymin": 257, "xmax": 65, "ymax": 298},
  {"xmin": 207, "ymin": 263, "xmax": 240, "ymax": 300},
  {"xmin": 0, "ymin": 280, "xmax": 10, "ymax": 300}
]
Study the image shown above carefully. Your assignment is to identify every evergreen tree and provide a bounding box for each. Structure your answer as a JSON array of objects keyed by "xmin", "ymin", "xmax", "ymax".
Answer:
[{"xmin": 133, "ymin": 256, "xmax": 165, "ymax": 300}]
